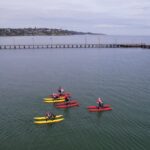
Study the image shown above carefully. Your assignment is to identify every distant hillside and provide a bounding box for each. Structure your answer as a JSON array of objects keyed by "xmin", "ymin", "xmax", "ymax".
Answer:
[{"xmin": 0, "ymin": 28, "xmax": 104, "ymax": 36}]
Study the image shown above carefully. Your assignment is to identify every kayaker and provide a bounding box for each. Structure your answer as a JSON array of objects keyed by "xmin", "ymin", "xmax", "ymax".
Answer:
[
  {"xmin": 58, "ymin": 86, "xmax": 65, "ymax": 95},
  {"xmin": 46, "ymin": 112, "xmax": 55, "ymax": 120},
  {"xmin": 52, "ymin": 93, "xmax": 59, "ymax": 99},
  {"xmin": 97, "ymin": 97, "xmax": 104, "ymax": 108}
]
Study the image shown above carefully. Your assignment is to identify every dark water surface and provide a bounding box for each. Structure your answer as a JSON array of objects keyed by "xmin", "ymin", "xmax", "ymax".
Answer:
[{"xmin": 0, "ymin": 36, "xmax": 150, "ymax": 150}]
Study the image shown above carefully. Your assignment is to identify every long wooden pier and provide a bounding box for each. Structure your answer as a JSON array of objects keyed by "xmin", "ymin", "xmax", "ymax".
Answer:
[{"xmin": 0, "ymin": 43, "xmax": 150, "ymax": 49}]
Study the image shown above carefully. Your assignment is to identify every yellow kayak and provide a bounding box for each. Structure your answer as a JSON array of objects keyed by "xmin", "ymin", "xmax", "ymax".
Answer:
[
  {"xmin": 44, "ymin": 99, "xmax": 65, "ymax": 103},
  {"xmin": 43, "ymin": 97, "xmax": 65, "ymax": 101},
  {"xmin": 34, "ymin": 115, "xmax": 63, "ymax": 120},
  {"xmin": 34, "ymin": 118, "xmax": 64, "ymax": 124}
]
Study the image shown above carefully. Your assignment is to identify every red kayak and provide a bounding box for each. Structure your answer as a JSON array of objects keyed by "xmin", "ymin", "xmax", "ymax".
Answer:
[
  {"xmin": 55, "ymin": 103, "xmax": 79, "ymax": 108},
  {"xmin": 55, "ymin": 100, "xmax": 78, "ymax": 106},
  {"xmin": 88, "ymin": 107, "xmax": 112, "ymax": 112},
  {"xmin": 87, "ymin": 104, "xmax": 110, "ymax": 109}
]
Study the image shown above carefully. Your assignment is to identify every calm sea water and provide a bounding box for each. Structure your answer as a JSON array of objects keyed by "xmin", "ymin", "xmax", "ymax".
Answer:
[{"xmin": 0, "ymin": 35, "xmax": 150, "ymax": 150}]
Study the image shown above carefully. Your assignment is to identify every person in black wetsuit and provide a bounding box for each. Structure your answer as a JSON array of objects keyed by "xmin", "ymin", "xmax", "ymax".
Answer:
[
  {"xmin": 58, "ymin": 86, "xmax": 64, "ymax": 96},
  {"xmin": 46, "ymin": 112, "xmax": 55, "ymax": 120}
]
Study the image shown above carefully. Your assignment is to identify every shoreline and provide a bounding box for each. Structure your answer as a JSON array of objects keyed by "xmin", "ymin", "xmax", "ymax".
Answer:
[{"xmin": 0, "ymin": 28, "xmax": 105, "ymax": 36}]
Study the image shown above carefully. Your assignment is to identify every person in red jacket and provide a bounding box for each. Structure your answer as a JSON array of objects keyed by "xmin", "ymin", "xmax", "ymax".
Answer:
[{"xmin": 97, "ymin": 97, "xmax": 104, "ymax": 108}]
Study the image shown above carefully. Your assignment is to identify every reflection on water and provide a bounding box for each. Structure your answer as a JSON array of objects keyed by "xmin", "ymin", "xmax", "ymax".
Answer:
[
  {"xmin": 96, "ymin": 112, "xmax": 103, "ymax": 118},
  {"xmin": 0, "ymin": 36, "xmax": 150, "ymax": 150}
]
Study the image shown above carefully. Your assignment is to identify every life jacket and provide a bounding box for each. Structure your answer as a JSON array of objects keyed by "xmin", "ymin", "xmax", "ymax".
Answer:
[
  {"xmin": 60, "ymin": 88, "xmax": 64, "ymax": 93},
  {"xmin": 52, "ymin": 93, "xmax": 57, "ymax": 97},
  {"xmin": 97, "ymin": 98, "xmax": 103, "ymax": 103}
]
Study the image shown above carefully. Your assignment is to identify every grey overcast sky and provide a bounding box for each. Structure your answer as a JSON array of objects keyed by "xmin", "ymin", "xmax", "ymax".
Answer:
[{"xmin": 0, "ymin": 0, "xmax": 150, "ymax": 35}]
